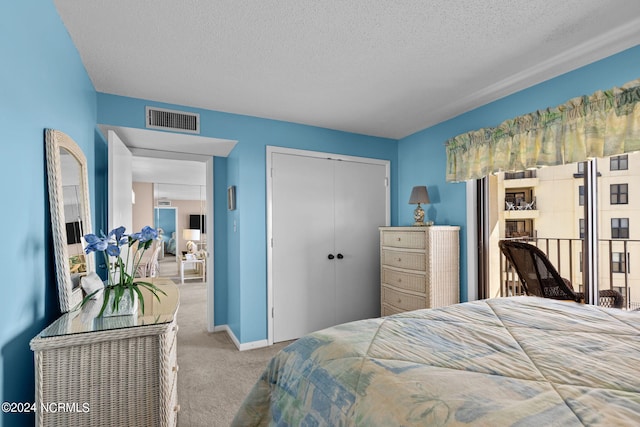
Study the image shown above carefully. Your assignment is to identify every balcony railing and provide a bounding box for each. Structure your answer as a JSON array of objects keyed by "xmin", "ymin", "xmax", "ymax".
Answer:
[
  {"xmin": 505, "ymin": 170, "xmax": 537, "ymax": 179},
  {"xmin": 500, "ymin": 237, "xmax": 639, "ymax": 310}
]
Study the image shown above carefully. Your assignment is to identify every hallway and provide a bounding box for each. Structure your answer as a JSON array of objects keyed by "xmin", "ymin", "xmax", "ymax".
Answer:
[{"xmin": 160, "ymin": 253, "xmax": 288, "ymax": 426}]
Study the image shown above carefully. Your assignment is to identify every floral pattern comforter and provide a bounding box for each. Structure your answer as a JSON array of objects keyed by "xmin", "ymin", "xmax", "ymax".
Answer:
[{"xmin": 233, "ymin": 296, "xmax": 640, "ymax": 426}]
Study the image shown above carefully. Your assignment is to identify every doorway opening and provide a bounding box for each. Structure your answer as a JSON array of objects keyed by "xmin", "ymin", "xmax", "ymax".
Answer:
[{"xmin": 102, "ymin": 124, "xmax": 236, "ymax": 333}]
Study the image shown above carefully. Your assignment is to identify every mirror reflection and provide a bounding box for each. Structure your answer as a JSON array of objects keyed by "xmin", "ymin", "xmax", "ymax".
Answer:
[
  {"xmin": 154, "ymin": 183, "xmax": 206, "ymax": 256},
  {"xmin": 128, "ymin": 181, "xmax": 206, "ymax": 283},
  {"xmin": 153, "ymin": 183, "xmax": 206, "ymax": 284},
  {"xmin": 61, "ymin": 149, "xmax": 87, "ymax": 281},
  {"xmin": 130, "ymin": 156, "xmax": 207, "ymax": 283}
]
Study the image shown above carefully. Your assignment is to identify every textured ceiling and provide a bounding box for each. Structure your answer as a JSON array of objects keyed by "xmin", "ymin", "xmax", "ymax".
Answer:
[{"xmin": 54, "ymin": 1, "xmax": 640, "ymax": 139}]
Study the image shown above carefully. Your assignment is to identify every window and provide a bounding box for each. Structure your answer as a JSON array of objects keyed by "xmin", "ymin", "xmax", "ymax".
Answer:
[
  {"xmin": 506, "ymin": 220, "xmax": 532, "ymax": 238},
  {"xmin": 610, "ymin": 184, "xmax": 628, "ymax": 204},
  {"xmin": 579, "ymin": 218, "xmax": 585, "ymax": 239},
  {"xmin": 577, "ymin": 162, "xmax": 585, "ymax": 175},
  {"xmin": 611, "ymin": 218, "xmax": 629, "ymax": 239},
  {"xmin": 579, "ymin": 185, "xmax": 584, "ymax": 206},
  {"xmin": 611, "ymin": 252, "xmax": 626, "ymax": 273},
  {"xmin": 505, "ymin": 191, "xmax": 525, "ymax": 204},
  {"xmin": 610, "ymin": 155, "xmax": 628, "ymax": 171}
]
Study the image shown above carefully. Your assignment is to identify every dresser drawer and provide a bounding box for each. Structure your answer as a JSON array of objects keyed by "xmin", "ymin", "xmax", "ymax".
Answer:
[
  {"xmin": 382, "ymin": 268, "xmax": 426, "ymax": 293},
  {"xmin": 381, "ymin": 231, "xmax": 426, "ymax": 249},
  {"xmin": 381, "ymin": 303, "xmax": 405, "ymax": 317},
  {"xmin": 382, "ymin": 286, "xmax": 426, "ymax": 312},
  {"xmin": 381, "ymin": 249, "xmax": 425, "ymax": 271}
]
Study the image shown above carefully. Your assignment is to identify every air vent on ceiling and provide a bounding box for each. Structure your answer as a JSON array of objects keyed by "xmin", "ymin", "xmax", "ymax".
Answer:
[
  {"xmin": 157, "ymin": 200, "xmax": 172, "ymax": 206},
  {"xmin": 146, "ymin": 106, "xmax": 200, "ymax": 134}
]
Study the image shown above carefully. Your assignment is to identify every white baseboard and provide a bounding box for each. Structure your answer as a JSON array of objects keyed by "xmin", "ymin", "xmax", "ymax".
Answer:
[{"xmin": 213, "ymin": 325, "xmax": 270, "ymax": 351}]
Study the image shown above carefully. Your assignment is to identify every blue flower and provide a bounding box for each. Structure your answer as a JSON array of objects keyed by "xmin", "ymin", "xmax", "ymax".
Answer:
[
  {"xmin": 80, "ymin": 225, "xmax": 165, "ymax": 316},
  {"xmin": 139, "ymin": 225, "xmax": 158, "ymax": 242},
  {"xmin": 84, "ymin": 233, "xmax": 108, "ymax": 253},
  {"xmin": 105, "ymin": 243, "xmax": 121, "ymax": 257},
  {"xmin": 109, "ymin": 226, "xmax": 128, "ymax": 247},
  {"xmin": 130, "ymin": 226, "xmax": 158, "ymax": 251}
]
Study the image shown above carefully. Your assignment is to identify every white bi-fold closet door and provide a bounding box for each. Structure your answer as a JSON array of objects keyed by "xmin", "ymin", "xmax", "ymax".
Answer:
[{"xmin": 269, "ymin": 149, "xmax": 389, "ymax": 343}]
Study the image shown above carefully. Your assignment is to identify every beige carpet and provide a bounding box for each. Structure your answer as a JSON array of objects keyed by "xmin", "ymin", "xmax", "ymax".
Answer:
[{"xmin": 175, "ymin": 281, "xmax": 290, "ymax": 426}]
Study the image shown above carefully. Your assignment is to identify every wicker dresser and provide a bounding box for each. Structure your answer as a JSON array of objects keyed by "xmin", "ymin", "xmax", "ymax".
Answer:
[
  {"xmin": 379, "ymin": 226, "xmax": 460, "ymax": 316},
  {"xmin": 30, "ymin": 279, "xmax": 180, "ymax": 427}
]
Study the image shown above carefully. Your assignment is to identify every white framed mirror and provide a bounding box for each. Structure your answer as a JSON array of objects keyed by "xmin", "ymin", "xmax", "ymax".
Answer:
[{"xmin": 45, "ymin": 129, "xmax": 93, "ymax": 312}]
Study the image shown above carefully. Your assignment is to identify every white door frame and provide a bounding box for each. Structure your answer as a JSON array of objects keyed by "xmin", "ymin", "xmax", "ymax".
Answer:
[
  {"xmin": 266, "ymin": 146, "xmax": 390, "ymax": 345},
  {"xmin": 205, "ymin": 157, "xmax": 215, "ymax": 332},
  {"xmin": 466, "ymin": 180, "xmax": 478, "ymax": 302},
  {"xmin": 107, "ymin": 130, "xmax": 133, "ymax": 233}
]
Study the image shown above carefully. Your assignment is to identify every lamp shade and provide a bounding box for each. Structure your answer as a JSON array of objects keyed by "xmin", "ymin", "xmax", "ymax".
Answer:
[
  {"xmin": 183, "ymin": 229, "xmax": 201, "ymax": 241},
  {"xmin": 408, "ymin": 186, "xmax": 430, "ymax": 204}
]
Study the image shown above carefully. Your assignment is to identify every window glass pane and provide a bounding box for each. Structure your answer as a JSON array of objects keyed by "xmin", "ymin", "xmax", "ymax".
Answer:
[
  {"xmin": 610, "ymin": 183, "xmax": 628, "ymax": 205},
  {"xmin": 579, "ymin": 185, "xmax": 584, "ymax": 206},
  {"xmin": 611, "ymin": 155, "xmax": 629, "ymax": 171},
  {"xmin": 612, "ymin": 252, "xmax": 626, "ymax": 273}
]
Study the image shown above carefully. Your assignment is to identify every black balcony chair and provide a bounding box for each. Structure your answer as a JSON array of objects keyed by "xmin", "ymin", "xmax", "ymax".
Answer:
[{"xmin": 499, "ymin": 240, "xmax": 624, "ymax": 309}]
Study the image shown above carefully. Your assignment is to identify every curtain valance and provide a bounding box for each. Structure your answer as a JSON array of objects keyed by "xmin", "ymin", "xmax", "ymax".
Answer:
[{"xmin": 445, "ymin": 78, "xmax": 640, "ymax": 182}]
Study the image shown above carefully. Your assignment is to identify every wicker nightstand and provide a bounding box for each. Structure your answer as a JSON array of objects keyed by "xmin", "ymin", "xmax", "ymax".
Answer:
[
  {"xmin": 30, "ymin": 278, "xmax": 180, "ymax": 427},
  {"xmin": 379, "ymin": 226, "xmax": 459, "ymax": 315}
]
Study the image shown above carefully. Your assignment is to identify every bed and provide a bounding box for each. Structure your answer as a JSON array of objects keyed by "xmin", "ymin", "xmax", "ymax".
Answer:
[{"xmin": 233, "ymin": 296, "xmax": 640, "ymax": 426}]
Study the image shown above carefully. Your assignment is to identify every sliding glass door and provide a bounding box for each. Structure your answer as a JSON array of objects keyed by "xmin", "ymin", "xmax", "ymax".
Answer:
[{"xmin": 480, "ymin": 152, "xmax": 639, "ymax": 309}]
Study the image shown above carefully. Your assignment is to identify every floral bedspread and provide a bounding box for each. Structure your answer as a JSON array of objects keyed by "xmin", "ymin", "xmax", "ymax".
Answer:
[{"xmin": 232, "ymin": 296, "xmax": 640, "ymax": 426}]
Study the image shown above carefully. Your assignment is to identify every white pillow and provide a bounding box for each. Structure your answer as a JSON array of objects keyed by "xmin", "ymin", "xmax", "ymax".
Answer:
[{"xmin": 80, "ymin": 272, "xmax": 104, "ymax": 300}]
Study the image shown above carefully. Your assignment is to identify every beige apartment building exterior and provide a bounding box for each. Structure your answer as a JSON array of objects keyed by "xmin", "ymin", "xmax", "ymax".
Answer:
[{"xmin": 487, "ymin": 152, "xmax": 640, "ymax": 309}]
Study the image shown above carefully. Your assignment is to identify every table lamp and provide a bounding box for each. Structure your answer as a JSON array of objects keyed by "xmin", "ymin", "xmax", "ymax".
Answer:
[
  {"xmin": 409, "ymin": 186, "xmax": 431, "ymax": 226},
  {"xmin": 183, "ymin": 229, "xmax": 201, "ymax": 253}
]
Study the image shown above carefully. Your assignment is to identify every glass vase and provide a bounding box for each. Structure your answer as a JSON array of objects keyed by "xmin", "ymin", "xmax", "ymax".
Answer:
[{"xmin": 101, "ymin": 287, "xmax": 139, "ymax": 317}]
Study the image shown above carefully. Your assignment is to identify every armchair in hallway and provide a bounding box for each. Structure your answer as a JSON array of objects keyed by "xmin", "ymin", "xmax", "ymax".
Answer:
[{"xmin": 135, "ymin": 243, "xmax": 162, "ymax": 278}]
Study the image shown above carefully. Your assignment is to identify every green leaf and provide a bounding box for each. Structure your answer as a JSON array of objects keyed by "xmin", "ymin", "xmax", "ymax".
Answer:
[
  {"xmin": 79, "ymin": 289, "xmax": 102, "ymax": 308},
  {"xmin": 132, "ymin": 286, "xmax": 145, "ymax": 314},
  {"xmin": 113, "ymin": 285, "xmax": 125, "ymax": 311},
  {"xmin": 98, "ymin": 287, "xmax": 111, "ymax": 317},
  {"xmin": 136, "ymin": 282, "xmax": 167, "ymax": 302}
]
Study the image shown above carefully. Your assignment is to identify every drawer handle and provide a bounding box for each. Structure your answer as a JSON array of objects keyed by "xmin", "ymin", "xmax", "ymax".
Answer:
[
  {"xmin": 173, "ymin": 325, "xmax": 179, "ymax": 332},
  {"xmin": 396, "ymin": 237, "xmax": 401, "ymax": 241},
  {"xmin": 397, "ymin": 278, "xmax": 402, "ymax": 283},
  {"xmin": 397, "ymin": 258, "xmax": 402, "ymax": 262},
  {"xmin": 174, "ymin": 404, "xmax": 181, "ymax": 412},
  {"xmin": 397, "ymin": 298, "xmax": 402, "ymax": 304},
  {"xmin": 173, "ymin": 365, "xmax": 179, "ymax": 372}
]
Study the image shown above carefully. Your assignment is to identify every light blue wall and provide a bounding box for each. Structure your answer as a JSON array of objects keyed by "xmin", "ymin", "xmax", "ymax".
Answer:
[
  {"xmin": 4, "ymin": 7, "xmax": 638, "ymax": 414},
  {"xmin": 398, "ymin": 44, "xmax": 640, "ymax": 302},
  {"xmin": 97, "ymin": 94, "xmax": 399, "ymax": 343},
  {"xmin": 0, "ymin": 1, "xmax": 97, "ymax": 426}
]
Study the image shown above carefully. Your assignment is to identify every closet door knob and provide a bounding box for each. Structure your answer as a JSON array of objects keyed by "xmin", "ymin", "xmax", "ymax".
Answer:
[
  {"xmin": 328, "ymin": 254, "xmax": 335, "ymax": 260},
  {"xmin": 337, "ymin": 253, "xmax": 344, "ymax": 259}
]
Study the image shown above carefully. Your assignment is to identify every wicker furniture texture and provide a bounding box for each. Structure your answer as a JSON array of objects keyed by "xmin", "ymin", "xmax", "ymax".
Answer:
[
  {"xmin": 30, "ymin": 279, "xmax": 180, "ymax": 427},
  {"xmin": 379, "ymin": 226, "xmax": 460, "ymax": 315},
  {"xmin": 499, "ymin": 240, "xmax": 624, "ymax": 308}
]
